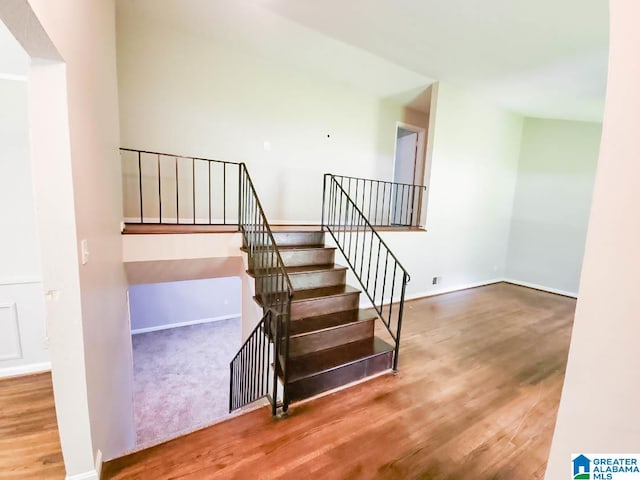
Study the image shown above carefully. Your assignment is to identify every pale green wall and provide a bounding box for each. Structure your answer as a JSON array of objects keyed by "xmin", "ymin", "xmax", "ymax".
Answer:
[{"xmin": 506, "ymin": 117, "xmax": 602, "ymax": 295}]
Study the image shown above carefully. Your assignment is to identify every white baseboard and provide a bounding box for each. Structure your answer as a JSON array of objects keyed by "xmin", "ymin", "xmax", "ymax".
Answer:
[
  {"xmin": 131, "ymin": 314, "xmax": 240, "ymax": 335},
  {"xmin": 0, "ymin": 361, "xmax": 51, "ymax": 378},
  {"xmin": 502, "ymin": 278, "xmax": 578, "ymax": 298},
  {"xmin": 65, "ymin": 469, "xmax": 99, "ymax": 480},
  {"xmin": 356, "ymin": 276, "xmax": 578, "ymax": 309},
  {"xmin": 358, "ymin": 278, "xmax": 502, "ymax": 309},
  {"xmin": 405, "ymin": 278, "xmax": 504, "ymax": 301},
  {"xmin": 94, "ymin": 449, "xmax": 103, "ymax": 480}
]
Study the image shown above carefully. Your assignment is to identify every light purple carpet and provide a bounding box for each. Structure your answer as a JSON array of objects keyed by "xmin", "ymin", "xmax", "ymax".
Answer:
[{"xmin": 132, "ymin": 318, "xmax": 241, "ymax": 447}]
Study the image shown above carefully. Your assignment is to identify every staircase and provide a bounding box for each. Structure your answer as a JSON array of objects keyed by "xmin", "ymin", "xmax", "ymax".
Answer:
[
  {"xmin": 250, "ymin": 230, "xmax": 395, "ymax": 403},
  {"xmin": 118, "ymin": 148, "xmax": 416, "ymax": 417}
]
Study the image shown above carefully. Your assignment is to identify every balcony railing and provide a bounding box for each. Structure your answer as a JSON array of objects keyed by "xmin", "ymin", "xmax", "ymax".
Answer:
[
  {"xmin": 120, "ymin": 148, "xmax": 240, "ymax": 225},
  {"xmin": 323, "ymin": 175, "xmax": 426, "ymax": 229}
]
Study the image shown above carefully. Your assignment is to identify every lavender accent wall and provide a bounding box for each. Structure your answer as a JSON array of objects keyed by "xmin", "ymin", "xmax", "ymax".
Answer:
[{"xmin": 129, "ymin": 277, "xmax": 241, "ymax": 333}]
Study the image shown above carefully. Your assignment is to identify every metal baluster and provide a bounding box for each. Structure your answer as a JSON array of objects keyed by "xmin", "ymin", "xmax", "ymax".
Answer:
[
  {"xmin": 138, "ymin": 152, "xmax": 143, "ymax": 223},
  {"xmin": 388, "ymin": 263, "xmax": 397, "ymax": 330},
  {"xmin": 175, "ymin": 157, "xmax": 179, "ymax": 224},
  {"xmin": 192, "ymin": 158, "xmax": 196, "ymax": 224},
  {"xmin": 157, "ymin": 154, "xmax": 162, "ymax": 223}
]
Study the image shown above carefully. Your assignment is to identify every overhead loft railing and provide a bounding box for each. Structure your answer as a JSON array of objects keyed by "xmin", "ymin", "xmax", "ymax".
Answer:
[
  {"xmin": 321, "ymin": 174, "xmax": 411, "ymax": 371},
  {"xmin": 230, "ymin": 164, "xmax": 294, "ymax": 415},
  {"xmin": 120, "ymin": 148, "xmax": 240, "ymax": 226},
  {"xmin": 323, "ymin": 174, "xmax": 427, "ymax": 229}
]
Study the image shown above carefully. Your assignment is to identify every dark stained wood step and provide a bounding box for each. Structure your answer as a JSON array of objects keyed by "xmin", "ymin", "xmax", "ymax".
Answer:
[
  {"xmin": 291, "ymin": 285, "xmax": 360, "ymax": 302},
  {"xmin": 248, "ymin": 264, "xmax": 347, "ymax": 290},
  {"xmin": 289, "ymin": 309, "xmax": 377, "ymax": 335},
  {"xmin": 290, "ymin": 285, "xmax": 360, "ymax": 319},
  {"xmin": 254, "ymin": 285, "xmax": 361, "ymax": 319},
  {"xmin": 271, "ymin": 231, "xmax": 324, "ymax": 247},
  {"xmin": 288, "ymin": 310, "xmax": 376, "ymax": 357},
  {"xmin": 278, "ymin": 246, "xmax": 335, "ymax": 267},
  {"xmin": 243, "ymin": 245, "xmax": 336, "ymax": 267},
  {"xmin": 285, "ymin": 337, "xmax": 394, "ymax": 402}
]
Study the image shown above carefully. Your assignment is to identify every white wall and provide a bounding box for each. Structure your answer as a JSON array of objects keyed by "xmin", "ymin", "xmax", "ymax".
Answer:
[
  {"xmin": 0, "ymin": 21, "xmax": 50, "ymax": 377},
  {"xmin": 122, "ymin": 233, "xmax": 263, "ymax": 341},
  {"xmin": 129, "ymin": 277, "xmax": 241, "ymax": 333},
  {"xmin": 332, "ymin": 83, "xmax": 523, "ymax": 299},
  {"xmin": 5, "ymin": 0, "xmax": 135, "ymax": 476},
  {"xmin": 546, "ymin": 0, "xmax": 640, "ymax": 475},
  {"xmin": 506, "ymin": 118, "xmax": 601, "ymax": 295},
  {"xmin": 116, "ymin": 13, "xmax": 428, "ymax": 223}
]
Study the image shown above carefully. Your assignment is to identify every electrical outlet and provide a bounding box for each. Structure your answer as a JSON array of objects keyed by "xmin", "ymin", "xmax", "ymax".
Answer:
[{"xmin": 432, "ymin": 276, "xmax": 441, "ymax": 285}]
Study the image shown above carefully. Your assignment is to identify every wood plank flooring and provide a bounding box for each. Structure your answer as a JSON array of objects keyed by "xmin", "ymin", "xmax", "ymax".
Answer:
[
  {"xmin": 0, "ymin": 372, "xmax": 64, "ymax": 479},
  {"xmin": 103, "ymin": 283, "xmax": 575, "ymax": 480}
]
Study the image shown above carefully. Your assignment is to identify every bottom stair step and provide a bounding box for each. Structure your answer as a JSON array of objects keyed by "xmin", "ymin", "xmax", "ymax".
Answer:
[{"xmin": 285, "ymin": 337, "xmax": 394, "ymax": 402}]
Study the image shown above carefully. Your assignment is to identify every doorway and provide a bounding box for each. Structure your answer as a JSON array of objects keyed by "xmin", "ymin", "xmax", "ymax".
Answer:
[{"xmin": 392, "ymin": 123, "xmax": 425, "ymax": 225}]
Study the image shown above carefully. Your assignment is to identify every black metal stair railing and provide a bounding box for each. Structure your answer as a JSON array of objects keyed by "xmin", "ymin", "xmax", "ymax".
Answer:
[
  {"xmin": 120, "ymin": 148, "xmax": 240, "ymax": 226},
  {"xmin": 229, "ymin": 163, "xmax": 294, "ymax": 415},
  {"xmin": 324, "ymin": 174, "xmax": 427, "ymax": 229},
  {"xmin": 321, "ymin": 174, "xmax": 412, "ymax": 371},
  {"xmin": 229, "ymin": 310, "xmax": 278, "ymax": 413}
]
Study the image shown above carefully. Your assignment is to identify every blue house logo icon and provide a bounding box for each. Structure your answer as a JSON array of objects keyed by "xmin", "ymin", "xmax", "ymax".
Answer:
[{"xmin": 573, "ymin": 454, "xmax": 591, "ymax": 479}]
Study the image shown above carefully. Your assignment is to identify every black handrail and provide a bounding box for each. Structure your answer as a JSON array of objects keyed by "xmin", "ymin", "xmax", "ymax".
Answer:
[
  {"xmin": 119, "ymin": 148, "xmax": 240, "ymax": 226},
  {"xmin": 229, "ymin": 310, "xmax": 279, "ymax": 415},
  {"xmin": 323, "ymin": 174, "xmax": 427, "ymax": 229},
  {"xmin": 230, "ymin": 163, "xmax": 294, "ymax": 414},
  {"xmin": 322, "ymin": 174, "xmax": 411, "ymax": 371}
]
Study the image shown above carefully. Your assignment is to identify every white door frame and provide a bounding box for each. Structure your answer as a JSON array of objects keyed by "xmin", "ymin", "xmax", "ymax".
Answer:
[{"xmin": 391, "ymin": 121, "xmax": 426, "ymax": 186}]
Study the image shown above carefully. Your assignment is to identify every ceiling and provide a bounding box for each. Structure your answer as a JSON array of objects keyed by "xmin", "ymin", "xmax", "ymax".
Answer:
[
  {"xmin": 118, "ymin": 0, "xmax": 609, "ymax": 121},
  {"xmin": 259, "ymin": 0, "xmax": 609, "ymax": 122}
]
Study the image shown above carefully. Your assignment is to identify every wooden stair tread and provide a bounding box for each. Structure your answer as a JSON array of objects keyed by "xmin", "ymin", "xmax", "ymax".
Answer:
[
  {"xmin": 248, "ymin": 264, "xmax": 347, "ymax": 276},
  {"xmin": 241, "ymin": 244, "xmax": 332, "ymax": 253},
  {"xmin": 286, "ymin": 337, "xmax": 393, "ymax": 383},
  {"xmin": 253, "ymin": 285, "xmax": 359, "ymax": 307},
  {"xmin": 291, "ymin": 285, "xmax": 360, "ymax": 302},
  {"xmin": 278, "ymin": 245, "xmax": 333, "ymax": 250},
  {"xmin": 289, "ymin": 310, "xmax": 377, "ymax": 336}
]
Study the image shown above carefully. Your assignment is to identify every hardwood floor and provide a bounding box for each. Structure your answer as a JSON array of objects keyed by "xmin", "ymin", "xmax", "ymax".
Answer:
[
  {"xmin": 103, "ymin": 282, "xmax": 575, "ymax": 480},
  {"xmin": 0, "ymin": 372, "xmax": 64, "ymax": 479}
]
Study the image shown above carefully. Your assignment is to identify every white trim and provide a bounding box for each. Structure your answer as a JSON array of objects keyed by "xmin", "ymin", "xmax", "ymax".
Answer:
[
  {"xmin": 502, "ymin": 278, "xmax": 578, "ymax": 298},
  {"xmin": 65, "ymin": 469, "xmax": 99, "ymax": 480},
  {"xmin": 94, "ymin": 450, "xmax": 103, "ymax": 480},
  {"xmin": 0, "ymin": 361, "xmax": 51, "ymax": 378},
  {"xmin": 0, "ymin": 302, "xmax": 22, "ymax": 361},
  {"xmin": 392, "ymin": 121, "xmax": 426, "ymax": 186},
  {"xmin": 0, "ymin": 276, "xmax": 42, "ymax": 286},
  {"xmin": 357, "ymin": 277, "xmax": 577, "ymax": 309},
  {"xmin": 359, "ymin": 278, "xmax": 503, "ymax": 309},
  {"xmin": 131, "ymin": 313, "xmax": 240, "ymax": 335},
  {"xmin": 0, "ymin": 73, "xmax": 28, "ymax": 82},
  {"xmin": 405, "ymin": 278, "xmax": 504, "ymax": 301}
]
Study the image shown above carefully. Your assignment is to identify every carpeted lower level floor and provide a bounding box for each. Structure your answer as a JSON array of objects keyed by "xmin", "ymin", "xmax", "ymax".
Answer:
[{"xmin": 132, "ymin": 318, "xmax": 241, "ymax": 447}]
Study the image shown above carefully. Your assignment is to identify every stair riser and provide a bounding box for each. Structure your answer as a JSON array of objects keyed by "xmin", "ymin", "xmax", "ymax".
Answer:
[
  {"xmin": 288, "ymin": 319, "xmax": 375, "ymax": 357},
  {"xmin": 289, "ymin": 269, "xmax": 346, "ymax": 290},
  {"xmin": 272, "ymin": 232, "xmax": 325, "ymax": 247},
  {"xmin": 291, "ymin": 292, "xmax": 360, "ymax": 320},
  {"xmin": 287, "ymin": 351, "xmax": 393, "ymax": 402},
  {"xmin": 279, "ymin": 249, "xmax": 335, "ymax": 267}
]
